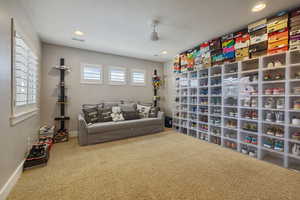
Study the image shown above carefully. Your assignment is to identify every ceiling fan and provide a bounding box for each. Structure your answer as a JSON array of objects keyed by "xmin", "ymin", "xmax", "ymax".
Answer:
[{"xmin": 150, "ymin": 19, "xmax": 159, "ymax": 41}]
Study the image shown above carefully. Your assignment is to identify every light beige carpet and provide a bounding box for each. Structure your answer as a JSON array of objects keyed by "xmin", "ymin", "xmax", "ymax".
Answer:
[{"xmin": 8, "ymin": 130, "xmax": 300, "ymax": 200}]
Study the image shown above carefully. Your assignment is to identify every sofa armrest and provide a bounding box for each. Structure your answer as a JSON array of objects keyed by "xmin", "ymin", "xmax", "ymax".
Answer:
[
  {"xmin": 158, "ymin": 111, "xmax": 164, "ymax": 120},
  {"xmin": 78, "ymin": 114, "xmax": 88, "ymax": 146}
]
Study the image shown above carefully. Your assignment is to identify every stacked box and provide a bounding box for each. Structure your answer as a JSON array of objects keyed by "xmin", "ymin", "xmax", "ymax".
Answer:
[
  {"xmin": 249, "ymin": 19, "xmax": 268, "ymax": 58},
  {"xmin": 200, "ymin": 42, "xmax": 211, "ymax": 67},
  {"xmin": 290, "ymin": 9, "xmax": 300, "ymax": 51},
  {"xmin": 186, "ymin": 49, "xmax": 195, "ymax": 71},
  {"xmin": 267, "ymin": 12, "xmax": 289, "ymax": 54},
  {"xmin": 234, "ymin": 29, "xmax": 250, "ymax": 61},
  {"xmin": 173, "ymin": 55, "xmax": 181, "ymax": 73},
  {"xmin": 222, "ymin": 33, "xmax": 235, "ymax": 62},
  {"xmin": 180, "ymin": 53, "xmax": 188, "ymax": 73},
  {"xmin": 210, "ymin": 38, "xmax": 223, "ymax": 66},
  {"xmin": 193, "ymin": 47, "xmax": 202, "ymax": 69}
]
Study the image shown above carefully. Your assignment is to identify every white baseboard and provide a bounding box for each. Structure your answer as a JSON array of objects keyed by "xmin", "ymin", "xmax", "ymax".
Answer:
[
  {"xmin": 69, "ymin": 130, "xmax": 78, "ymax": 138},
  {"xmin": 0, "ymin": 160, "xmax": 24, "ymax": 200}
]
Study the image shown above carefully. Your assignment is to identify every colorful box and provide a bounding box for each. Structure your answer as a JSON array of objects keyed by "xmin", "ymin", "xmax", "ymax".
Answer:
[
  {"xmin": 235, "ymin": 47, "xmax": 249, "ymax": 61},
  {"xmin": 250, "ymin": 28, "xmax": 268, "ymax": 45},
  {"xmin": 248, "ymin": 18, "xmax": 267, "ymax": 33}
]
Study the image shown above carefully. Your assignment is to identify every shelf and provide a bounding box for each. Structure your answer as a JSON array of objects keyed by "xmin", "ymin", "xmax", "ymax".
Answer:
[
  {"xmin": 262, "ymin": 66, "xmax": 286, "ymax": 71},
  {"xmin": 262, "ymin": 121, "xmax": 285, "ymax": 126},
  {"xmin": 173, "ymin": 50, "xmax": 300, "ymax": 170},
  {"xmin": 262, "ymin": 80, "xmax": 286, "ymax": 84},
  {"xmin": 262, "ymin": 134, "xmax": 284, "ymax": 140},
  {"xmin": 261, "ymin": 147, "xmax": 284, "ymax": 155},
  {"xmin": 240, "ymin": 118, "xmax": 258, "ymax": 122}
]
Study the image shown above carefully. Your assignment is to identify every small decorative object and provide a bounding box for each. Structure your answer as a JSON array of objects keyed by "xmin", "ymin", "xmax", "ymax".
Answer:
[
  {"xmin": 249, "ymin": 150, "xmax": 257, "ymax": 157},
  {"xmin": 275, "ymin": 112, "xmax": 284, "ymax": 123},
  {"xmin": 251, "ymin": 98, "xmax": 257, "ymax": 107},
  {"xmin": 273, "ymin": 88, "xmax": 284, "ymax": 95},
  {"xmin": 243, "ymin": 98, "xmax": 251, "ymax": 107},
  {"xmin": 252, "ymin": 137, "xmax": 258, "ymax": 145},
  {"xmin": 293, "ymin": 87, "xmax": 300, "ymax": 95},
  {"xmin": 267, "ymin": 62, "xmax": 274, "ymax": 68},
  {"xmin": 274, "ymin": 72, "xmax": 283, "ymax": 80},
  {"xmin": 295, "ymin": 71, "xmax": 300, "ymax": 79},
  {"xmin": 263, "ymin": 139, "xmax": 273, "ymax": 149},
  {"xmin": 274, "ymin": 140, "xmax": 284, "ymax": 152},
  {"xmin": 266, "ymin": 112, "xmax": 274, "ymax": 122},
  {"xmin": 292, "ymin": 132, "xmax": 300, "ymax": 140},
  {"xmin": 274, "ymin": 60, "xmax": 283, "ymax": 67},
  {"xmin": 265, "ymin": 88, "xmax": 273, "ymax": 95},
  {"xmin": 266, "ymin": 127, "xmax": 275, "ymax": 136},
  {"xmin": 294, "ymin": 100, "xmax": 300, "ymax": 110},
  {"xmin": 252, "ymin": 111, "xmax": 258, "ymax": 120},
  {"xmin": 241, "ymin": 147, "xmax": 248, "ymax": 154},
  {"xmin": 292, "ymin": 144, "xmax": 300, "ymax": 156},
  {"xmin": 265, "ymin": 98, "xmax": 275, "ymax": 108},
  {"xmin": 276, "ymin": 98, "xmax": 284, "ymax": 109},
  {"xmin": 275, "ymin": 128, "xmax": 284, "ymax": 138},
  {"xmin": 292, "ymin": 116, "xmax": 300, "ymax": 125},
  {"xmin": 264, "ymin": 73, "xmax": 272, "ymax": 81}
]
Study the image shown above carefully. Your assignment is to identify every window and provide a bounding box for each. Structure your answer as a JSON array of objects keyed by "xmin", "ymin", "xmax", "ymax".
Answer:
[
  {"xmin": 11, "ymin": 29, "xmax": 39, "ymax": 125},
  {"xmin": 109, "ymin": 67, "xmax": 126, "ymax": 85},
  {"xmin": 81, "ymin": 64, "xmax": 102, "ymax": 84},
  {"xmin": 131, "ymin": 69, "xmax": 146, "ymax": 86}
]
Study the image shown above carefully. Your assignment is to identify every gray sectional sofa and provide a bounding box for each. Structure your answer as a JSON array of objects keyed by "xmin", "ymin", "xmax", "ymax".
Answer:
[{"xmin": 77, "ymin": 103, "xmax": 164, "ymax": 146}]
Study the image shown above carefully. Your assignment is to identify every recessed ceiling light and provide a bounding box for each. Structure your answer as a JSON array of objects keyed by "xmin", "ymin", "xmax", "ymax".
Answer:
[
  {"xmin": 161, "ymin": 51, "xmax": 168, "ymax": 54},
  {"xmin": 252, "ymin": 2, "xmax": 266, "ymax": 12},
  {"xmin": 74, "ymin": 30, "xmax": 84, "ymax": 36}
]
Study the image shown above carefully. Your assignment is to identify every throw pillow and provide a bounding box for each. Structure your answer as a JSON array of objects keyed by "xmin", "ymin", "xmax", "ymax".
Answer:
[
  {"xmin": 120, "ymin": 103, "xmax": 137, "ymax": 112},
  {"xmin": 98, "ymin": 108, "xmax": 113, "ymax": 122},
  {"xmin": 111, "ymin": 112, "xmax": 124, "ymax": 122},
  {"xmin": 82, "ymin": 107, "xmax": 99, "ymax": 124},
  {"xmin": 137, "ymin": 104, "xmax": 151, "ymax": 118},
  {"xmin": 149, "ymin": 107, "xmax": 159, "ymax": 118},
  {"xmin": 122, "ymin": 111, "xmax": 140, "ymax": 120}
]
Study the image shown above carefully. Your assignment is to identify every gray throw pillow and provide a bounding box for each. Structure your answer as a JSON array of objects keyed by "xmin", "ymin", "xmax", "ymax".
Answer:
[
  {"xmin": 149, "ymin": 107, "xmax": 159, "ymax": 118},
  {"xmin": 82, "ymin": 107, "xmax": 99, "ymax": 124},
  {"xmin": 120, "ymin": 103, "xmax": 137, "ymax": 112},
  {"xmin": 122, "ymin": 111, "xmax": 140, "ymax": 120}
]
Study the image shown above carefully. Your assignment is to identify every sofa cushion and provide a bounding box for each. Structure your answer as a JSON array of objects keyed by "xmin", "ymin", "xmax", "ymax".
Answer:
[
  {"xmin": 82, "ymin": 107, "xmax": 99, "ymax": 124},
  {"xmin": 87, "ymin": 118, "xmax": 161, "ymax": 134},
  {"xmin": 122, "ymin": 111, "xmax": 140, "ymax": 120}
]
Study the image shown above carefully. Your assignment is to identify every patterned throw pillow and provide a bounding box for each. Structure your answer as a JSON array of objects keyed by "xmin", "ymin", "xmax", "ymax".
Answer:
[
  {"xmin": 122, "ymin": 111, "xmax": 140, "ymax": 120},
  {"xmin": 149, "ymin": 107, "xmax": 159, "ymax": 118},
  {"xmin": 137, "ymin": 104, "xmax": 151, "ymax": 118},
  {"xmin": 98, "ymin": 108, "xmax": 113, "ymax": 122},
  {"xmin": 82, "ymin": 107, "xmax": 99, "ymax": 124}
]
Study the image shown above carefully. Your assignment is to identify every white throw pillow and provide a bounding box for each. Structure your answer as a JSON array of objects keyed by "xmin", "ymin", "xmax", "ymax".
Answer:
[{"xmin": 137, "ymin": 104, "xmax": 151, "ymax": 118}]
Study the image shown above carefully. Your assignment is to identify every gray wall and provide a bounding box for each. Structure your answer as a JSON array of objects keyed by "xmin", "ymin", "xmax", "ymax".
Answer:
[
  {"xmin": 163, "ymin": 61, "xmax": 175, "ymax": 117},
  {"xmin": 41, "ymin": 44, "xmax": 164, "ymax": 132},
  {"xmin": 0, "ymin": 0, "xmax": 41, "ymax": 191}
]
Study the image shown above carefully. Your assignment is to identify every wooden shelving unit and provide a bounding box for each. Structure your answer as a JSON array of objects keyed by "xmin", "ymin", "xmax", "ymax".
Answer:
[{"xmin": 173, "ymin": 50, "xmax": 300, "ymax": 170}]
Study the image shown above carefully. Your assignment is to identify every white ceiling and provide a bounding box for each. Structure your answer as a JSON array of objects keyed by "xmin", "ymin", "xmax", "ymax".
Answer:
[{"xmin": 21, "ymin": 0, "xmax": 300, "ymax": 62}]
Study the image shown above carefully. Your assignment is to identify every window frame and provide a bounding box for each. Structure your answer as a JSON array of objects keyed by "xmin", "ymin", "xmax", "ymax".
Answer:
[
  {"xmin": 80, "ymin": 63, "xmax": 103, "ymax": 85},
  {"xmin": 10, "ymin": 19, "xmax": 39, "ymax": 126},
  {"xmin": 131, "ymin": 69, "xmax": 146, "ymax": 86},
  {"xmin": 108, "ymin": 66, "xmax": 127, "ymax": 85}
]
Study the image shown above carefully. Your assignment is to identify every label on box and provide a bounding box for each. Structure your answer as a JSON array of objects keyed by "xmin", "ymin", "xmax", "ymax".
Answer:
[{"xmin": 222, "ymin": 39, "xmax": 235, "ymax": 48}]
